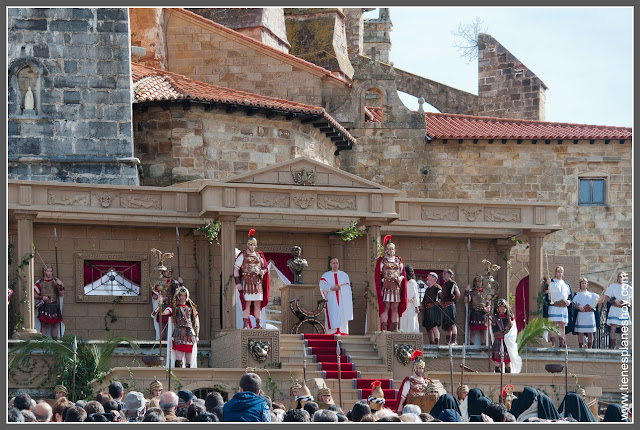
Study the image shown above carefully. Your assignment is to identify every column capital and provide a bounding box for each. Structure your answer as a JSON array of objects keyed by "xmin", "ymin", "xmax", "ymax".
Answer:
[
  {"xmin": 218, "ymin": 213, "xmax": 241, "ymax": 222},
  {"xmin": 14, "ymin": 211, "xmax": 37, "ymax": 221},
  {"xmin": 523, "ymin": 229, "xmax": 552, "ymax": 238}
]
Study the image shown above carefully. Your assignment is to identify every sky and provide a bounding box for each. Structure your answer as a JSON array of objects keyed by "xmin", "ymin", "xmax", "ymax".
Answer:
[{"xmin": 363, "ymin": 7, "xmax": 633, "ymax": 128}]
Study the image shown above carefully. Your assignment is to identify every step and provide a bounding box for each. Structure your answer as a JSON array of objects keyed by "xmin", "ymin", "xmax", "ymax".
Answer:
[
  {"xmin": 354, "ymin": 379, "xmax": 394, "ymax": 389},
  {"xmin": 340, "ymin": 354, "xmax": 385, "ymax": 365},
  {"xmin": 359, "ymin": 388, "xmax": 398, "ymax": 399}
]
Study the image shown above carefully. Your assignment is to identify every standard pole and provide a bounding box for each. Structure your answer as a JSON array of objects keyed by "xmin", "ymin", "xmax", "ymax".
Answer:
[
  {"xmin": 448, "ymin": 342, "xmax": 454, "ymax": 395},
  {"xmin": 175, "ymin": 227, "xmax": 181, "ymax": 280},
  {"xmin": 336, "ymin": 339, "xmax": 343, "ymax": 410},
  {"xmin": 72, "ymin": 336, "xmax": 77, "ymax": 402},
  {"xmin": 54, "ymin": 227, "xmax": 62, "ymax": 339}
]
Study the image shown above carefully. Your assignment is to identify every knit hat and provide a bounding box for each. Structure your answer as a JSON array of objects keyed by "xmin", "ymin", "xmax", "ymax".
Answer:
[
  {"xmin": 317, "ymin": 386, "xmax": 332, "ymax": 398},
  {"xmin": 177, "ymin": 389, "xmax": 195, "ymax": 405},
  {"xmin": 124, "ymin": 391, "xmax": 146, "ymax": 414},
  {"xmin": 54, "ymin": 385, "xmax": 68, "ymax": 395},
  {"xmin": 426, "ymin": 380, "xmax": 440, "ymax": 396},
  {"xmin": 367, "ymin": 381, "xmax": 386, "ymax": 411}
]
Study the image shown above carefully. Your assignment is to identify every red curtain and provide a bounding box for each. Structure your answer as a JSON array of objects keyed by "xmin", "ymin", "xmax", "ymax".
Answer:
[
  {"xmin": 515, "ymin": 276, "xmax": 529, "ymax": 332},
  {"xmin": 263, "ymin": 252, "xmax": 294, "ymax": 283},
  {"xmin": 84, "ymin": 260, "xmax": 141, "ymax": 287}
]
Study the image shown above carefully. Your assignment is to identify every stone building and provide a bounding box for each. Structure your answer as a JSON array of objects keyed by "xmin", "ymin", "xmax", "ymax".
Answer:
[{"xmin": 8, "ymin": 7, "xmax": 631, "ymax": 348}]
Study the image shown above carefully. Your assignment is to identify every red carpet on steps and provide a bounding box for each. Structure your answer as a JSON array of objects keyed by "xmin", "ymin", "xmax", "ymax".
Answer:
[
  {"xmin": 302, "ymin": 333, "xmax": 398, "ymax": 411},
  {"xmin": 319, "ymin": 362, "xmax": 354, "ymax": 371}
]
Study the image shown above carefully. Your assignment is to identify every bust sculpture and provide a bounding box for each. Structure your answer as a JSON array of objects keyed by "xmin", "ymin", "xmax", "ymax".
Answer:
[{"xmin": 287, "ymin": 246, "xmax": 308, "ymax": 284}]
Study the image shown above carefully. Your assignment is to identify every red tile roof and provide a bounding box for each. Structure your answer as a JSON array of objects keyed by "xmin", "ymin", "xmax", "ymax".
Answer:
[
  {"xmin": 169, "ymin": 8, "xmax": 351, "ymax": 87},
  {"xmin": 132, "ymin": 63, "xmax": 356, "ymax": 146},
  {"xmin": 424, "ymin": 112, "xmax": 632, "ymax": 141},
  {"xmin": 365, "ymin": 106, "xmax": 382, "ymax": 123}
]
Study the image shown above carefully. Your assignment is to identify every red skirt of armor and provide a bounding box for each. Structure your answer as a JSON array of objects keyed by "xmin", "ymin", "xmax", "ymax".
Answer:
[
  {"xmin": 470, "ymin": 310, "xmax": 488, "ymax": 330},
  {"xmin": 491, "ymin": 338, "xmax": 511, "ymax": 363},
  {"xmin": 38, "ymin": 302, "xmax": 63, "ymax": 324}
]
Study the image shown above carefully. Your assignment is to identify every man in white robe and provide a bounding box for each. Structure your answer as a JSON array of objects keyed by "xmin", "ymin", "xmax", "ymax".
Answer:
[
  {"xmin": 399, "ymin": 265, "xmax": 420, "ymax": 333},
  {"xmin": 319, "ymin": 257, "xmax": 353, "ymax": 335},
  {"xmin": 604, "ymin": 271, "xmax": 632, "ymax": 349},
  {"xmin": 545, "ymin": 266, "xmax": 572, "ymax": 347}
]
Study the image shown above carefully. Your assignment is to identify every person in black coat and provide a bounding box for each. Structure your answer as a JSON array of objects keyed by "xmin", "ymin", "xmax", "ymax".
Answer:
[
  {"xmin": 603, "ymin": 403, "xmax": 629, "ymax": 422},
  {"xmin": 558, "ymin": 392, "xmax": 597, "ymax": 422}
]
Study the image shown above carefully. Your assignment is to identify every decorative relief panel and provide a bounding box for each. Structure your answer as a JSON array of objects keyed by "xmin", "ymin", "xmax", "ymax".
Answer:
[
  {"xmin": 421, "ymin": 206, "xmax": 458, "ymax": 221},
  {"xmin": 47, "ymin": 190, "xmax": 90, "ymax": 206},
  {"xmin": 92, "ymin": 191, "xmax": 118, "ymax": 208},
  {"xmin": 292, "ymin": 194, "xmax": 316, "ymax": 209},
  {"xmin": 370, "ymin": 194, "xmax": 382, "ymax": 213},
  {"xmin": 535, "ymin": 206, "xmax": 546, "ymax": 225},
  {"xmin": 19, "ymin": 185, "xmax": 32, "ymax": 206},
  {"xmin": 241, "ymin": 329, "xmax": 280, "ymax": 368},
  {"xmin": 484, "ymin": 208, "xmax": 521, "ymax": 223},
  {"xmin": 384, "ymin": 333, "xmax": 422, "ymax": 372},
  {"xmin": 224, "ymin": 188, "xmax": 236, "ymax": 208},
  {"xmin": 398, "ymin": 202, "xmax": 409, "ymax": 221},
  {"xmin": 120, "ymin": 194, "xmax": 161, "ymax": 209},
  {"xmin": 460, "ymin": 207, "xmax": 482, "ymax": 222},
  {"xmin": 317, "ymin": 195, "xmax": 356, "ymax": 210},
  {"xmin": 250, "ymin": 192, "xmax": 290, "ymax": 208},
  {"xmin": 176, "ymin": 193, "xmax": 188, "ymax": 212}
]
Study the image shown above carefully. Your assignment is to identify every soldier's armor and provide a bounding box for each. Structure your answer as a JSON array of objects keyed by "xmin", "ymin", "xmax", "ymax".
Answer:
[
  {"xmin": 440, "ymin": 281, "xmax": 457, "ymax": 305},
  {"xmin": 153, "ymin": 281, "xmax": 173, "ymax": 323},
  {"xmin": 382, "ymin": 258, "xmax": 401, "ymax": 285},
  {"xmin": 39, "ymin": 278, "xmax": 59, "ymax": 303},
  {"xmin": 471, "ymin": 288, "xmax": 488, "ymax": 312},
  {"xmin": 407, "ymin": 376, "xmax": 429, "ymax": 397},
  {"xmin": 241, "ymin": 252, "xmax": 265, "ymax": 295},
  {"xmin": 172, "ymin": 304, "xmax": 198, "ymax": 347}
]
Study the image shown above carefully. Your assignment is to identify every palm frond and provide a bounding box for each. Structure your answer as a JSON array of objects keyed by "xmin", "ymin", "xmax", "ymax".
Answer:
[
  {"xmin": 516, "ymin": 317, "xmax": 561, "ymax": 353},
  {"xmin": 9, "ymin": 334, "xmax": 75, "ymax": 368},
  {"xmin": 92, "ymin": 335, "xmax": 140, "ymax": 374}
]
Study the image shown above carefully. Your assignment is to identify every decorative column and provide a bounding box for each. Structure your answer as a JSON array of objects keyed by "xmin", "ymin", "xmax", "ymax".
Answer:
[
  {"xmin": 524, "ymin": 230, "xmax": 548, "ymax": 318},
  {"xmin": 195, "ymin": 233, "xmax": 211, "ymax": 339},
  {"xmin": 363, "ymin": 222, "xmax": 382, "ymax": 333},
  {"xmin": 13, "ymin": 212, "xmax": 38, "ymax": 339},
  {"xmin": 219, "ymin": 214, "xmax": 240, "ymax": 332},
  {"xmin": 494, "ymin": 239, "xmax": 516, "ymax": 300}
]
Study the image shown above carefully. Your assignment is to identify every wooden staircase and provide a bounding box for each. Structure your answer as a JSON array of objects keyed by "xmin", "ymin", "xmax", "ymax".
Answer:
[{"xmin": 279, "ymin": 334, "xmax": 398, "ymax": 411}]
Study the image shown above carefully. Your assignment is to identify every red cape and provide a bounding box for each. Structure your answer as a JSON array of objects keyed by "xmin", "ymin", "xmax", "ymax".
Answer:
[
  {"xmin": 374, "ymin": 256, "xmax": 408, "ymax": 322},
  {"xmin": 235, "ymin": 251, "xmax": 270, "ymax": 314}
]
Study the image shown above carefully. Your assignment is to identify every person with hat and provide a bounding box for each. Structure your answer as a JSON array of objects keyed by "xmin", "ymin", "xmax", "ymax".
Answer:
[
  {"xmin": 149, "ymin": 378, "xmax": 163, "ymax": 400},
  {"xmin": 319, "ymin": 257, "xmax": 353, "ymax": 335},
  {"xmin": 124, "ymin": 391, "xmax": 147, "ymax": 422},
  {"xmin": 465, "ymin": 276, "xmax": 490, "ymax": 347},
  {"xmin": 440, "ymin": 269, "xmax": 460, "ymax": 345},
  {"xmin": 169, "ymin": 286, "xmax": 199, "ymax": 368},
  {"xmin": 457, "ymin": 384, "xmax": 470, "ymax": 420},
  {"xmin": 422, "ymin": 272, "xmax": 443, "ymax": 344},
  {"xmin": 367, "ymin": 381, "xmax": 386, "ymax": 412},
  {"xmin": 151, "ymin": 267, "xmax": 181, "ymax": 341},
  {"xmin": 289, "ymin": 381, "xmax": 302, "ymax": 409},
  {"xmin": 490, "ymin": 299, "xmax": 522, "ymax": 373},
  {"xmin": 54, "ymin": 384, "xmax": 68, "ymax": 400},
  {"xmin": 316, "ymin": 385, "xmax": 334, "ymax": 409},
  {"xmin": 295, "ymin": 381, "xmax": 314, "ymax": 409},
  {"xmin": 33, "ymin": 264, "xmax": 65, "ymax": 339},
  {"xmin": 178, "ymin": 389, "xmax": 195, "ymax": 408},
  {"xmin": 396, "ymin": 350, "xmax": 432, "ymax": 413},
  {"xmin": 374, "ymin": 235, "xmax": 408, "ymax": 332},
  {"xmin": 234, "ymin": 229, "xmax": 270, "ymax": 329}
]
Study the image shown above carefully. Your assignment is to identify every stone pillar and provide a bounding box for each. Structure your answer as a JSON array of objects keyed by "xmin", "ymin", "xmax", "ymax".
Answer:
[
  {"xmin": 220, "ymin": 214, "xmax": 240, "ymax": 332},
  {"xmin": 494, "ymin": 239, "xmax": 516, "ymax": 300},
  {"xmin": 524, "ymin": 230, "xmax": 547, "ymax": 317},
  {"xmin": 195, "ymin": 233, "xmax": 211, "ymax": 338},
  {"xmin": 363, "ymin": 223, "xmax": 381, "ymax": 333},
  {"xmin": 13, "ymin": 212, "xmax": 38, "ymax": 339}
]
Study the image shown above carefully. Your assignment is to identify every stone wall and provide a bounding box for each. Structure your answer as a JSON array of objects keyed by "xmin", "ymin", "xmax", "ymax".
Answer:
[
  {"xmin": 129, "ymin": 8, "xmax": 167, "ymax": 70},
  {"xmin": 7, "ymin": 8, "xmax": 138, "ymax": 185},
  {"xmin": 162, "ymin": 9, "xmax": 350, "ymax": 109},
  {"xmin": 342, "ymin": 133, "xmax": 632, "ymax": 291},
  {"xmin": 134, "ymin": 105, "xmax": 340, "ymax": 186},
  {"xmin": 363, "ymin": 8, "xmax": 392, "ymax": 64},
  {"xmin": 477, "ymin": 33, "xmax": 547, "ymax": 121}
]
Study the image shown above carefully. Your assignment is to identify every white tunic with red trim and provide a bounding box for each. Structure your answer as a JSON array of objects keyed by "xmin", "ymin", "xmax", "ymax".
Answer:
[{"xmin": 319, "ymin": 270, "xmax": 353, "ymax": 335}]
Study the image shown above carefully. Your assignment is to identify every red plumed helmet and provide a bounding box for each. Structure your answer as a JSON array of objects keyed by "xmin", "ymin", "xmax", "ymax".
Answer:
[
  {"xmin": 411, "ymin": 350, "xmax": 423, "ymax": 362},
  {"xmin": 371, "ymin": 380, "xmax": 381, "ymax": 389},
  {"xmin": 248, "ymin": 229, "xmax": 256, "ymax": 238},
  {"xmin": 383, "ymin": 235, "xmax": 392, "ymax": 247}
]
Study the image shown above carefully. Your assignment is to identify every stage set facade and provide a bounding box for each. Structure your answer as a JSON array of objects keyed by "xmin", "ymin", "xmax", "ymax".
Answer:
[{"xmin": 8, "ymin": 7, "xmax": 632, "ymax": 408}]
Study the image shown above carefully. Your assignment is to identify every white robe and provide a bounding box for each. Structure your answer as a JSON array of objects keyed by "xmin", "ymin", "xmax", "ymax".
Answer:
[
  {"xmin": 489, "ymin": 318, "xmax": 522, "ymax": 373},
  {"xmin": 400, "ymin": 279, "xmax": 420, "ymax": 333},
  {"xmin": 319, "ymin": 270, "xmax": 353, "ymax": 335},
  {"xmin": 573, "ymin": 291, "xmax": 599, "ymax": 333},
  {"xmin": 548, "ymin": 278, "xmax": 571, "ymax": 323},
  {"xmin": 605, "ymin": 282, "xmax": 633, "ymax": 325}
]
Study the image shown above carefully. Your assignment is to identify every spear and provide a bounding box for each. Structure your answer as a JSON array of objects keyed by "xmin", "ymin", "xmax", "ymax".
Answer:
[
  {"xmin": 302, "ymin": 341, "xmax": 307, "ymax": 382},
  {"xmin": 448, "ymin": 342, "xmax": 454, "ymax": 396},
  {"xmin": 175, "ymin": 227, "xmax": 181, "ymax": 280},
  {"xmin": 564, "ymin": 341, "xmax": 569, "ymax": 396},
  {"xmin": 466, "ymin": 239, "xmax": 471, "ymax": 347},
  {"xmin": 336, "ymin": 339, "xmax": 343, "ymax": 410},
  {"xmin": 54, "ymin": 228, "xmax": 62, "ymax": 339},
  {"xmin": 72, "ymin": 336, "xmax": 77, "ymax": 401},
  {"xmin": 499, "ymin": 338, "xmax": 504, "ymax": 404}
]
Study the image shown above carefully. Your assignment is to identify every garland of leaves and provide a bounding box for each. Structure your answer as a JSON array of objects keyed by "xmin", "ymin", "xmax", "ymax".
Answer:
[
  {"xmin": 198, "ymin": 219, "xmax": 222, "ymax": 245},
  {"xmin": 8, "ymin": 244, "xmax": 36, "ymax": 336},
  {"xmin": 104, "ymin": 296, "xmax": 123, "ymax": 331},
  {"xmin": 331, "ymin": 221, "xmax": 367, "ymax": 242}
]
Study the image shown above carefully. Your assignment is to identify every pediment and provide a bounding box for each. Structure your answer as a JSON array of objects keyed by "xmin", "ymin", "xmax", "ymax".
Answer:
[{"xmin": 224, "ymin": 156, "xmax": 393, "ymax": 191}]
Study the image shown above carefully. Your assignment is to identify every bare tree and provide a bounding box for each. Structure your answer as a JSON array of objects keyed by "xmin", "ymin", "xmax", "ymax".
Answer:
[{"xmin": 451, "ymin": 17, "xmax": 488, "ymax": 64}]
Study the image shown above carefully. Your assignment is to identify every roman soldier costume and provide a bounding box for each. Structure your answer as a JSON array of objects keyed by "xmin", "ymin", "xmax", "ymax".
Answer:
[
  {"xmin": 234, "ymin": 229, "xmax": 270, "ymax": 329},
  {"xmin": 396, "ymin": 350, "xmax": 432, "ymax": 413},
  {"xmin": 469, "ymin": 277, "xmax": 490, "ymax": 331},
  {"xmin": 422, "ymin": 281, "xmax": 442, "ymax": 331},
  {"xmin": 170, "ymin": 286, "xmax": 199, "ymax": 368},
  {"xmin": 374, "ymin": 235, "xmax": 408, "ymax": 332},
  {"xmin": 491, "ymin": 299, "xmax": 514, "ymax": 372},
  {"xmin": 34, "ymin": 267, "xmax": 63, "ymax": 326}
]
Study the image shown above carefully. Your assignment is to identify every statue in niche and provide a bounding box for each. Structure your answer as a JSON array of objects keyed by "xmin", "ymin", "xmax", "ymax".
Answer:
[{"xmin": 287, "ymin": 246, "xmax": 308, "ymax": 284}]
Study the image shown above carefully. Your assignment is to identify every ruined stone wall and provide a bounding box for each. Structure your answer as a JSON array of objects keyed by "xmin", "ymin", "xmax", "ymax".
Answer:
[
  {"xmin": 344, "ymin": 8, "xmax": 365, "ymax": 60},
  {"xmin": 163, "ymin": 9, "xmax": 350, "ymax": 108},
  {"xmin": 8, "ymin": 8, "xmax": 138, "ymax": 185},
  {"xmin": 477, "ymin": 33, "xmax": 547, "ymax": 121},
  {"xmin": 129, "ymin": 8, "xmax": 168, "ymax": 70},
  {"xmin": 342, "ymin": 132, "xmax": 632, "ymax": 290},
  {"xmin": 134, "ymin": 105, "xmax": 339, "ymax": 186}
]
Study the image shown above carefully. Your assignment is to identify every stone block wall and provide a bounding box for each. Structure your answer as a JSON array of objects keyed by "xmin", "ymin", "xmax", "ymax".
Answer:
[
  {"xmin": 134, "ymin": 105, "xmax": 339, "ymax": 186},
  {"xmin": 477, "ymin": 33, "xmax": 547, "ymax": 121},
  {"xmin": 7, "ymin": 8, "xmax": 138, "ymax": 185},
  {"xmin": 129, "ymin": 8, "xmax": 168, "ymax": 70},
  {"xmin": 363, "ymin": 8, "xmax": 392, "ymax": 64},
  {"xmin": 29, "ymin": 224, "xmax": 200, "ymax": 340},
  {"xmin": 342, "ymin": 133, "xmax": 632, "ymax": 293},
  {"xmin": 162, "ymin": 9, "xmax": 350, "ymax": 109}
]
